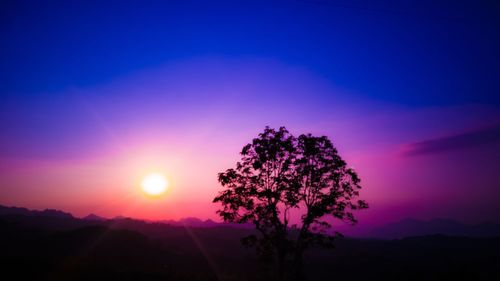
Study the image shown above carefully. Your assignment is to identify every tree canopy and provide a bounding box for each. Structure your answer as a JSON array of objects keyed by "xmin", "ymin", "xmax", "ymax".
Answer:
[{"xmin": 213, "ymin": 126, "xmax": 368, "ymax": 280}]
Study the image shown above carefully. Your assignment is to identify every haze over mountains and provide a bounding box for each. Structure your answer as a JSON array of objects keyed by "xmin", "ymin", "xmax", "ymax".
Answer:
[
  {"xmin": 0, "ymin": 205, "xmax": 73, "ymax": 219},
  {"xmin": 1, "ymin": 204, "xmax": 499, "ymax": 239},
  {"xmin": 2, "ymin": 204, "xmax": 499, "ymax": 281},
  {"xmin": 370, "ymin": 218, "xmax": 500, "ymax": 239}
]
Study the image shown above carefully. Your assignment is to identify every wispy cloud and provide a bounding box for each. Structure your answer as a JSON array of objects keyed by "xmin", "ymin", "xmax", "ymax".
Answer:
[{"xmin": 401, "ymin": 123, "xmax": 500, "ymax": 157}]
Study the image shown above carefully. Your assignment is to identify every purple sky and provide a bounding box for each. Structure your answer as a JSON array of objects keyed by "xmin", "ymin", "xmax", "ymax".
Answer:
[
  {"xmin": 2, "ymin": 58, "xmax": 499, "ymax": 226},
  {"xmin": 1, "ymin": 1, "xmax": 500, "ymax": 227}
]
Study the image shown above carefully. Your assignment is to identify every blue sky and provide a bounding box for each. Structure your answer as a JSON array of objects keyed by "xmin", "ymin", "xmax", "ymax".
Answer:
[
  {"xmin": 2, "ymin": 0, "xmax": 499, "ymax": 105},
  {"xmin": 1, "ymin": 0, "xmax": 499, "ymax": 223}
]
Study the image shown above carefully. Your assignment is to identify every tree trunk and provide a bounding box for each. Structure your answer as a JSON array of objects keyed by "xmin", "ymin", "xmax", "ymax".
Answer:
[
  {"xmin": 277, "ymin": 250, "xmax": 286, "ymax": 281},
  {"xmin": 292, "ymin": 245, "xmax": 305, "ymax": 281},
  {"xmin": 293, "ymin": 221, "xmax": 310, "ymax": 281}
]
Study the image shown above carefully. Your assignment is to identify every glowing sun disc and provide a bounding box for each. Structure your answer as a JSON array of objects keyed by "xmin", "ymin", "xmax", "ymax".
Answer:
[{"xmin": 141, "ymin": 173, "xmax": 168, "ymax": 196}]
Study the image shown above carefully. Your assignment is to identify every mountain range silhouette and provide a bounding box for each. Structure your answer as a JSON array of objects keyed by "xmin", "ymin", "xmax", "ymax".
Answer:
[
  {"xmin": 1, "ymin": 204, "xmax": 499, "ymax": 280},
  {"xmin": 1, "ymin": 204, "xmax": 499, "ymax": 238}
]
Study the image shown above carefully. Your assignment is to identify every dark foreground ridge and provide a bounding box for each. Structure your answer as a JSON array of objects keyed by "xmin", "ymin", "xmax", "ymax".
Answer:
[{"xmin": 0, "ymin": 205, "xmax": 499, "ymax": 280}]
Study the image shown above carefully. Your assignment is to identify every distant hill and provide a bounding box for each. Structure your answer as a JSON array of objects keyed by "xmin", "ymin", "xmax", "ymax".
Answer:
[
  {"xmin": 2, "ymin": 205, "xmax": 500, "ymax": 239},
  {"xmin": 371, "ymin": 218, "xmax": 500, "ymax": 239},
  {"xmin": 162, "ymin": 217, "xmax": 218, "ymax": 227},
  {"xmin": 82, "ymin": 213, "xmax": 107, "ymax": 221},
  {"xmin": 0, "ymin": 205, "xmax": 73, "ymax": 219},
  {"xmin": 161, "ymin": 217, "xmax": 252, "ymax": 228},
  {"xmin": 0, "ymin": 204, "xmax": 250, "ymax": 235},
  {"xmin": 1, "ymin": 206, "xmax": 499, "ymax": 281}
]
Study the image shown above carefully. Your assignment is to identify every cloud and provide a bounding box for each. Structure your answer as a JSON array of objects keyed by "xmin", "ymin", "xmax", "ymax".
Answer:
[{"xmin": 401, "ymin": 123, "xmax": 500, "ymax": 157}]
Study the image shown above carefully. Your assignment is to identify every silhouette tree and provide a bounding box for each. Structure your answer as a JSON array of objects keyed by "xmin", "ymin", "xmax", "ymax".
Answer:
[{"xmin": 213, "ymin": 127, "xmax": 368, "ymax": 280}]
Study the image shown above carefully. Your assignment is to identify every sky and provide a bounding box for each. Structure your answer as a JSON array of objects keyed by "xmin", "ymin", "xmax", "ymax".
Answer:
[{"xmin": 1, "ymin": 0, "xmax": 499, "ymax": 227}]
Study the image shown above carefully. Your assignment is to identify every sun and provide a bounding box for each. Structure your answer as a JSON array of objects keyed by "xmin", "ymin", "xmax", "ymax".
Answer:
[{"xmin": 141, "ymin": 173, "xmax": 169, "ymax": 196}]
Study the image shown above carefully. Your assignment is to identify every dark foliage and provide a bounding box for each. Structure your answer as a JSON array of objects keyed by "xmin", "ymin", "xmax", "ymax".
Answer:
[
  {"xmin": 1, "ymin": 213, "xmax": 499, "ymax": 281},
  {"xmin": 213, "ymin": 127, "xmax": 368, "ymax": 280}
]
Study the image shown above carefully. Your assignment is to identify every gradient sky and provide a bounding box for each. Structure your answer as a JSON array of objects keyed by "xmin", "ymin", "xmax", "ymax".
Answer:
[{"xmin": 1, "ymin": 0, "xmax": 499, "ymax": 226}]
